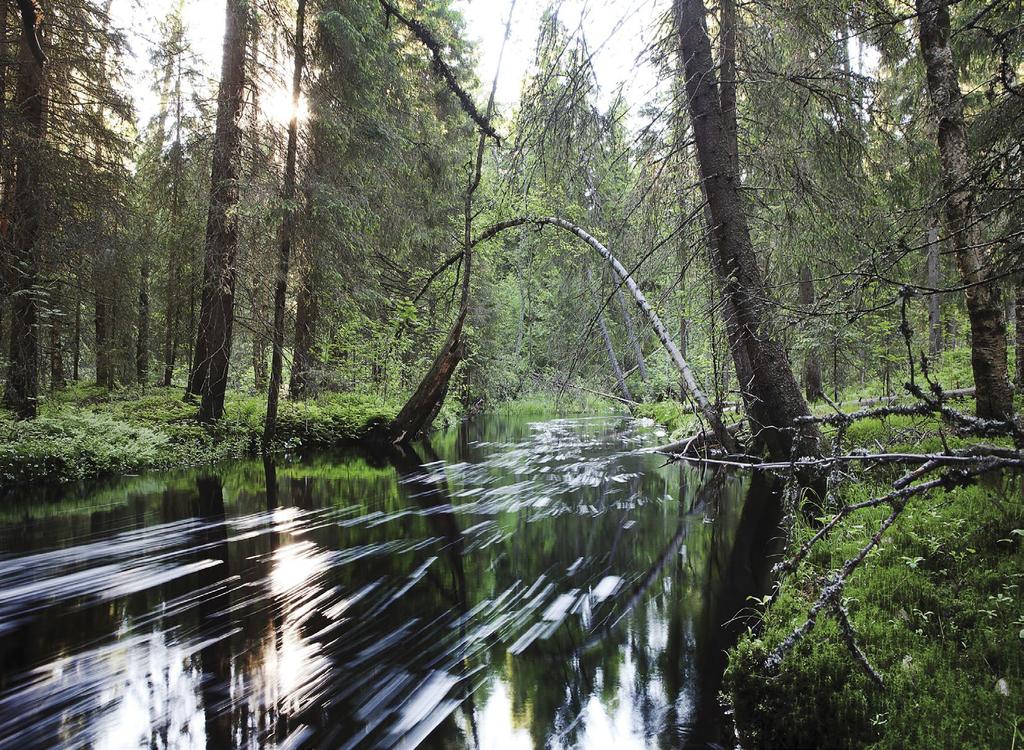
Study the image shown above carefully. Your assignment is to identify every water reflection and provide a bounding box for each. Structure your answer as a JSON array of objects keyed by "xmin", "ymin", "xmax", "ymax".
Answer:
[{"xmin": 0, "ymin": 415, "xmax": 782, "ymax": 749}]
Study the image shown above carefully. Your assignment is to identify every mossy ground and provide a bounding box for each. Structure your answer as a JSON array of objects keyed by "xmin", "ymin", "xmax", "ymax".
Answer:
[
  {"xmin": 724, "ymin": 405, "xmax": 1024, "ymax": 749},
  {"xmin": 0, "ymin": 384, "xmax": 397, "ymax": 486}
]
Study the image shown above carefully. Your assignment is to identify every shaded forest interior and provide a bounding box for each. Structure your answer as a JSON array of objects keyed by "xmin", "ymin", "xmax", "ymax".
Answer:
[{"xmin": 0, "ymin": 0, "xmax": 1023, "ymax": 745}]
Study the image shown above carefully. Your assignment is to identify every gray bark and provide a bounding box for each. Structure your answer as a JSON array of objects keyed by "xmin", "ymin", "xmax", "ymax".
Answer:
[
  {"xmin": 588, "ymin": 266, "xmax": 632, "ymax": 402},
  {"xmin": 916, "ymin": 0, "xmax": 1014, "ymax": 420}
]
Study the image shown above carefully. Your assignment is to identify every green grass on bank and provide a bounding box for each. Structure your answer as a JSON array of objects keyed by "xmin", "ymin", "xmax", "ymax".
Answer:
[
  {"xmin": 723, "ymin": 409, "xmax": 1024, "ymax": 749},
  {"xmin": 0, "ymin": 384, "xmax": 397, "ymax": 486},
  {"xmin": 487, "ymin": 392, "xmax": 619, "ymax": 418}
]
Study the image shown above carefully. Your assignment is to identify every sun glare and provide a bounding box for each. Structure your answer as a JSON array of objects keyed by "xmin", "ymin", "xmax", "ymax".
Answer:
[{"xmin": 264, "ymin": 84, "xmax": 309, "ymax": 126}]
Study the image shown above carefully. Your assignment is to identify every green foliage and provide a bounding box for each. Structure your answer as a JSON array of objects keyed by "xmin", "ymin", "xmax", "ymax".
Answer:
[
  {"xmin": 726, "ymin": 469, "xmax": 1024, "ymax": 749},
  {"xmin": 0, "ymin": 388, "xmax": 396, "ymax": 487},
  {"xmin": 633, "ymin": 400, "xmax": 696, "ymax": 436}
]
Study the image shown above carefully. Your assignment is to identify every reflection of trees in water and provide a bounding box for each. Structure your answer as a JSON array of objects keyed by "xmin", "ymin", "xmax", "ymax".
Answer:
[
  {"xmin": 0, "ymin": 416, "xmax": 786, "ymax": 749},
  {"xmin": 194, "ymin": 475, "xmax": 233, "ymax": 748}
]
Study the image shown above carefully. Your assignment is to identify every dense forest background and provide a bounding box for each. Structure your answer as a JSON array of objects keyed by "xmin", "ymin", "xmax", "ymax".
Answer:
[
  {"xmin": 0, "ymin": 1, "xmax": 1022, "ymax": 746},
  {"xmin": 0, "ymin": 0, "xmax": 1020, "ymax": 437}
]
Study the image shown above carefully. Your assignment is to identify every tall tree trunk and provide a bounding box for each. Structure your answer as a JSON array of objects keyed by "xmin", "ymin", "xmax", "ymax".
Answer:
[
  {"xmin": 188, "ymin": 0, "xmax": 248, "ymax": 421},
  {"xmin": 691, "ymin": 1, "xmax": 757, "ymax": 415},
  {"xmin": 1015, "ymin": 280, "xmax": 1023, "ymax": 391},
  {"xmin": 162, "ymin": 52, "xmax": 184, "ymax": 388},
  {"xmin": 289, "ymin": 259, "xmax": 318, "ymax": 399},
  {"xmin": 136, "ymin": 263, "xmax": 150, "ymax": 384},
  {"xmin": 94, "ymin": 248, "xmax": 113, "ymax": 388},
  {"xmin": 926, "ymin": 217, "xmax": 943, "ymax": 357},
  {"xmin": 612, "ymin": 267, "xmax": 649, "ymax": 385},
  {"xmin": 799, "ymin": 265, "xmax": 824, "ymax": 401},
  {"xmin": 72, "ymin": 268, "xmax": 80, "ymax": 381},
  {"xmin": 588, "ymin": 266, "xmax": 632, "ymax": 401},
  {"xmin": 263, "ymin": 0, "xmax": 306, "ymax": 451},
  {"xmin": 674, "ymin": 0, "xmax": 819, "ymax": 461},
  {"xmin": 48, "ymin": 308, "xmax": 63, "ymax": 390},
  {"xmin": 916, "ymin": 0, "xmax": 1014, "ymax": 419},
  {"xmin": 2, "ymin": 2, "xmax": 46, "ymax": 419}
]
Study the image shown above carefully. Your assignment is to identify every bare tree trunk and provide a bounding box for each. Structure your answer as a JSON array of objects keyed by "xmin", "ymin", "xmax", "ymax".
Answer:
[
  {"xmin": 588, "ymin": 266, "xmax": 632, "ymax": 401},
  {"xmin": 2, "ymin": 2, "xmax": 46, "ymax": 419},
  {"xmin": 48, "ymin": 307, "xmax": 63, "ymax": 390},
  {"xmin": 263, "ymin": 0, "xmax": 306, "ymax": 451},
  {"xmin": 289, "ymin": 259, "xmax": 318, "ymax": 399},
  {"xmin": 674, "ymin": 0, "xmax": 818, "ymax": 461},
  {"xmin": 1016, "ymin": 281, "xmax": 1023, "ymax": 391},
  {"xmin": 926, "ymin": 217, "xmax": 943, "ymax": 357},
  {"xmin": 136, "ymin": 263, "xmax": 150, "ymax": 384},
  {"xmin": 799, "ymin": 265, "xmax": 823, "ymax": 401},
  {"xmin": 916, "ymin": 0, "xmax": 1014, "ymax": 419},
  {"xmin": 611, "ymin": 266, "xmax": 649, "ymax": 385},
  {"xmin": 188, "ymin": 0, "xmax": 248, "ymax": 421},
  {"xmin": 94, "ymin": 249, "xmax": 114, "ymax": 388}
]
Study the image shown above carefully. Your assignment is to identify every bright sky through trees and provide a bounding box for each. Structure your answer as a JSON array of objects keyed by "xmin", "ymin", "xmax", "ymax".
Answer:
[{"xmin": 113, "ymin": 0, "xmax": 662, "ymax": 130}]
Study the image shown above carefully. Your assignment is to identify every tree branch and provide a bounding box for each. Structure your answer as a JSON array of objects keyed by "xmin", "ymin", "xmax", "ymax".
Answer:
[{"xmin": 379, "ymin": 0, "xmax": 500, "ymax": 143}]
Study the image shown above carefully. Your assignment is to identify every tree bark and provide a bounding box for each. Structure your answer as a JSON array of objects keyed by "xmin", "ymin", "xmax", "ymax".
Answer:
[
  {"xmin": 799, "ymin": 265, "xmax": 824, "ymax": 401},
  {"xmin": 588, "ymin": 266, "xmax": 632, "ymax": 401},
  {"xmin": 1016, "ymin": 281, "xmax": 1023, "ymax": 391},
  {"xmin": 916, "ymin": 0, "xmax": 1014, "ymax": 420},
  {"xmin": 94, "ymin": 248, "xmax": 114, "ymax": 389},
  {"xmin": 136, "ymin": 263, "xmax": 150, "ymax": 384},
  {"xmin": 2, "ymin": 1, "xmax": 46, "ymax": 419},
  {"xmin": 674, "ymin": 0, "xmax": 819, "ymax": 461},
  {"xmin": 187, "ymin": 0, "xmax": 248, "ymax": 421},
  {"xmin": 289, "ymin": 259, "xmax": 318, "ymax": 399},
  {"xmin": 926, "ymin": 217, "xmax": 943, "ymax": 357},
  {"xmin": 48, "ymin": 307, "xmax": 63, "ymax": 390},
  {"xmin": 162, "ymin": 45, "xmax": 185, "ymax": 388},
  {"xmin": 263, "ymin": 0, "xmax": 306, "ymax": 451}
]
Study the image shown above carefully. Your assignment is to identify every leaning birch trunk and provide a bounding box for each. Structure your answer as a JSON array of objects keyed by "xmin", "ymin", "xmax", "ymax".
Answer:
[
  {"xmin": 610, "ymin": 265, "xmax": 649, "ymax": 385},
  {"xmin": 587, "ymin": 266, "xmax": 632, "ymax": 402},
  {"xmin": 509, "ymin": 217, "xmax": 737, "ymax": 452}
]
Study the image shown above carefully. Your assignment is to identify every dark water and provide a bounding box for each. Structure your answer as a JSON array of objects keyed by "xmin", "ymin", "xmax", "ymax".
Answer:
[{"xmin": 0, "ymin": 414, "xmax": 783, "ymax": 749}]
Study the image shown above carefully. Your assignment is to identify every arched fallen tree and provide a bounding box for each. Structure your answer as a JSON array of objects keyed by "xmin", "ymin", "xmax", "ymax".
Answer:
[{"xmin": 389, "ymin": 214, "xmax": 737, "ymax": 454}]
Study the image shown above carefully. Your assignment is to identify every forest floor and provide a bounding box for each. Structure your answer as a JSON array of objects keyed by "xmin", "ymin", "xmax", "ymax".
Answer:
[{"xmin": 718, "ymin": 408, "xmax": 1024, "ymax": 748}]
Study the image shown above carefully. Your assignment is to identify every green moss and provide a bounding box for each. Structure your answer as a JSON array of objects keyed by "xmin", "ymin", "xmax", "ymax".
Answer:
[
  {"xmin": 726, "ymin": 474, "xmax": 1024, "ymax": 749},
  {"xmin": 0, "ymin": 387, "xmax": 397, "ymax": 487}
]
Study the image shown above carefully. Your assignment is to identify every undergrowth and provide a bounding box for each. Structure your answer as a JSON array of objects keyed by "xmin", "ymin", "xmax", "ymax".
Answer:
[
  {"xmin": 0, "ymin": 386, "xmax": 397, "ymax": 486},
  {"xmin": 725, "ymin": 408, "xmax": 1024, "ymax": 749}
]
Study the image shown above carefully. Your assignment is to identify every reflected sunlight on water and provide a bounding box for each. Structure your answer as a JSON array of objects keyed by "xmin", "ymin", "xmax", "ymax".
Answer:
[{"xmin": 0, "ymin": 415, "xmax": 783, "ymax": 749}]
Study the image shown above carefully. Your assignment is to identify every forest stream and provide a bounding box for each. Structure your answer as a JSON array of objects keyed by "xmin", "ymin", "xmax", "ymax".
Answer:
[{"xmin": 0, "ymin": 415, "xmax": 783, "ymax": 749}]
